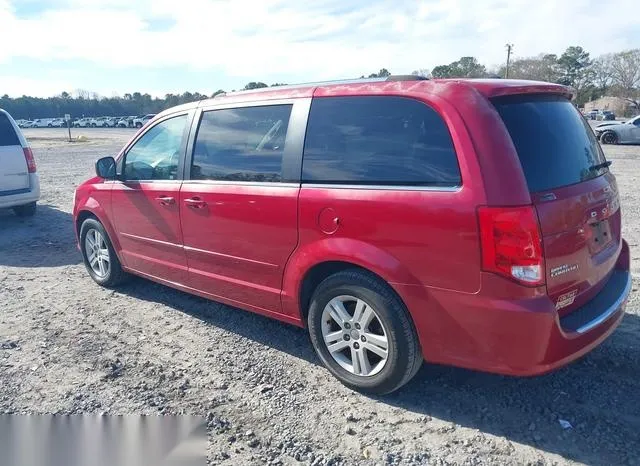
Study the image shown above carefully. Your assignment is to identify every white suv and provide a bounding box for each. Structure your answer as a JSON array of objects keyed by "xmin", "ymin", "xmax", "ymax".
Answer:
[
  {"xmin": 133, "ymin": 114, "xmax": 156, "ymax": 128},
  {"xmin": 30, "ymin": 119, "xmax": 51, "ymax": 128},
  {"xmin": 73, "ymin": 118, "xmax": 91, "ymax": 128},
  {"xmin": 0, "ymin": 109, "xmax": 40, "ymax": 216}
]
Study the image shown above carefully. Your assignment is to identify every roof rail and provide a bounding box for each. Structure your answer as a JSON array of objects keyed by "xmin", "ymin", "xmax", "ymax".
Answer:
[
  {"xmin": 216, "ymin": 77, "xmax": 388, "ymax": 97},
  {"xmin": 386, "ymin": 74, "xmax": 429, "ymax": 81}
]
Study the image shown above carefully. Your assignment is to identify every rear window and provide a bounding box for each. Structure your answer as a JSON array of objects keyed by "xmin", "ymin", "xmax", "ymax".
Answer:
[
  {"xmin": 0, "ymin": 113, "xmax": 20, "ymax": 146},
  {"xmin": 493, "ymin": 95, "xmax": 608, "ymax": 193},
  {"xmin": 302, "ymin": 96, "xmax": 461, "ymax": 186}
]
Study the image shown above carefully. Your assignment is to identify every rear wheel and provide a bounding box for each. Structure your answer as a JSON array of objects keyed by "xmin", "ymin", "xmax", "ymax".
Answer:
[
  {"xmin": 307, "ymin": 269, "xmax": 422, "ymax": 395},
  {"xmin": 79, "ymin": 218, "xmax": 128, "ymax": 287},
  {"xmin": 135, "ymin": 122, "xmax": 142, "ymax": 128},
  {"xmin": 13, "ymin": 202, "xmax": 36, "ymax": 217},
  {"xmin": 601, "ymin": 131, "xmax": 618, "ymax": 145}
]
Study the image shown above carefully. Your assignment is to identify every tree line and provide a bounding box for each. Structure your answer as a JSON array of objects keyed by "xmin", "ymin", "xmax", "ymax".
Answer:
[
  {"xmin": 2, "ymin": 46, "xmax": 638, "ymax": 120},
  {"xmin": 416, "ymin": 46, "xmax": 640, "ymax": 112}
]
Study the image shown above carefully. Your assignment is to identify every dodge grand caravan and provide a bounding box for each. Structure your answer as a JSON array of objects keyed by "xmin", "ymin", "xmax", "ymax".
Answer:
[
  {"xmin": 0, "ymin": 109, "xmax": 39, "ymax": 216},
  {"xmin": 73, "ymin": 77, "xmax": 630, "ymax": 394}
]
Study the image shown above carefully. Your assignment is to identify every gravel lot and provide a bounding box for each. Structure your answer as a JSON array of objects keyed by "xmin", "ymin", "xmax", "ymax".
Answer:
[{"xmin": 1, "ymin": 127, "xmax": 639, "ymax": 465}]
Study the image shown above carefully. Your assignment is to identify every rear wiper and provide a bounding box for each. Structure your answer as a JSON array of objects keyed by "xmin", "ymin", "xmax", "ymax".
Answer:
[{"xmin": 589, "ymin": 161, "xmax": 612, "ymax": 171}]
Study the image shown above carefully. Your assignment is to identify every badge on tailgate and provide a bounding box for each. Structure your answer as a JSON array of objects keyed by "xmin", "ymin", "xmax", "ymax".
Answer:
[
  {"xmin": 550, "ymin": 263, "xmax": 579, "ymax": 278},
  {"xmin": 556, "ymin": 289, "xmax": 578, "ymax": 310}
]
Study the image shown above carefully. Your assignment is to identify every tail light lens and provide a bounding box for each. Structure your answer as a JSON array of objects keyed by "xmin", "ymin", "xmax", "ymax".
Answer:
[
  {"xmin": 478, "ymin": 206, "xmax": 545, "ymax": 286},
  {"xmin": 23, "ymin": 147, "xmax": 37, "ymax": 173}
]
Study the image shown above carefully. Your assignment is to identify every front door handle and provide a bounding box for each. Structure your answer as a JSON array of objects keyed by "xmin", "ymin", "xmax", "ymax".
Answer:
[
  {"xmin": 184, "ymin": 197, "xmax": 207, "ymax": 209},
  {"xmin": 155, "ymin": 196, "xmax": 175, "ymax": 206}
]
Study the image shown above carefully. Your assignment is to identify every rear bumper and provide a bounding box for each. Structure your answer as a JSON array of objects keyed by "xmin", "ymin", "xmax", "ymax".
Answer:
[
  {"xmin": 0, "ymin": 174, "xmax": 40, "ymax": 209},
  {"xmin": 402, "ymin": 239, "xmax": 631, "ymax": 376}
]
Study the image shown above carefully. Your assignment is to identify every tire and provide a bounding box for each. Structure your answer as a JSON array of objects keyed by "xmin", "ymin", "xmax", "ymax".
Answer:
[
  {"xmin": 307, "ymin": 269, "xmax": 423, "ymax": 395},
  {"xmin": 135, "ymin": 122, "xmax": 142, "ymax": 128},
  {"xmin": 79, "ymin": 218, "xmax": 128, "ymax": 287},
  {"xmin": 13, "ymin": 202, "xmax": 36, "ymax": 217},
  {"xmin": 601, "ymin": 131, "xmax": 618, "ymax": 145}
]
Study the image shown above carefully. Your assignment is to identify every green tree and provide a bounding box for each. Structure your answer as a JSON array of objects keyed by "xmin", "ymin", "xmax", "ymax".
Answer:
[
  {"xmin": 431, "ymin": 57, "xmax": 487, "ymax": 78},
  {"xmin": 367, "ymin": 68, "xmax": 391, "ymax": 78},
  {"xmin": 431, "ymin": 64, "xmax": 454, "ymax": 78},
  {"xmin": 557, "ymin": 46, "xmax": 592, "ymax": 86},
  {"xmin": 243, "ymin": 82, "xmax": 268, "ymax": 90},
  {"xmin": 556, "ymin": 46, "xmax": 594, "ymax": 105}
]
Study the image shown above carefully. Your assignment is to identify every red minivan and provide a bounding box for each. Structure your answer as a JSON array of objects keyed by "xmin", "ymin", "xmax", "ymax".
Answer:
[{"xmin": 73, "ymin": 76, "xmax": 631, "ymax": 394}]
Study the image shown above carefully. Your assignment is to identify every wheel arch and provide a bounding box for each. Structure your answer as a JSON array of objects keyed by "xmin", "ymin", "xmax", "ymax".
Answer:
[
  {"xmin": 75, "ymin": 206, "xmax": 123, "ymax": 260},
  {"xmin": 282, "ymin": 238, "xmax": 421, "ymax": 325}
]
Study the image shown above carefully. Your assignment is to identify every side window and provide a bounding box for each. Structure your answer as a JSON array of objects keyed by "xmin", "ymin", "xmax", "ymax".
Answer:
[
  {"xmin": 0, "ymin": 114, "xmax": 20, "ymax": 146},
  {"xmin": 191, "ymin": 105, "xmax": 292, "ymax": 182},
  {"xmin": 124, "ymin": 115, "xmax": 187, "ymax": 181},
  {"xmin": 633, "ymin": 118, "xmax": 640, "ymax": 128},
  {"xmin": 302, "ymin": 96, "xmax": 461, "ymax": 186}
]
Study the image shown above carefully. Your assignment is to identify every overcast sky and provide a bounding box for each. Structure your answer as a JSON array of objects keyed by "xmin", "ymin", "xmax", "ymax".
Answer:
[{"xmin": 1, "ymin": 0, "xmax": 639, "ymax": 97}]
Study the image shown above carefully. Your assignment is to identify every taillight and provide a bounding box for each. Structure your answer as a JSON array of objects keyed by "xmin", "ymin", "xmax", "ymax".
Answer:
[
  {"xmin": 478, "ymin": 206, "xmax": 545, "ymax": 286},
  {"xmin": 23, "ymin": 147, "xmax": 37, "ymax": 173}
]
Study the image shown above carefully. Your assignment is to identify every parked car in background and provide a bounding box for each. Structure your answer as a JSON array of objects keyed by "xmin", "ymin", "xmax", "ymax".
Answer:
[
  {"xmin": 117, "ymin": 116, "xmax": 135, "ymax": 128},
  {"xmin": 73, "ymin": 77, "xmax": 629, "ymax": 394},
  {"xmin": 30, "ymin": 119, "xmax": 52, "ymax": 128},
  {"xmin": 105, "ymin": 117, "xmax": 119, "ymax": 127},
  {"xmin": 601, "ymin": 111, "xmax": 616, "ymax": 121},
  {"xmin": 0, "ymin": 109, "xmax": 39, "ymax": 216},
  {"xmin": 50, "ymin": 118, "xmax": 65, "ymax": 127},
  {"xmin": 89, "ymin": 117, "xmax": 109, "ymax": 127},
  {"xmin": 595, "ymin": 115, "xmax": 640, "ymax": 144},
  {"xmin": 74, "ymin": 118, "xmax": 91, "ymax": 128},
  {"xmin": 587, "ymin": 109, "xmax": 599, "ymax": 120},
  {"xmin": 133, "ymin": 114, "xmax": 156, "ymax": 128}
]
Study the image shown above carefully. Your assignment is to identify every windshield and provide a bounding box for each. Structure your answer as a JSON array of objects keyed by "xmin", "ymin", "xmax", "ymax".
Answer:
[{"xmin": 492, "ymin": 95, "xmax": 608, "ymax": 193}]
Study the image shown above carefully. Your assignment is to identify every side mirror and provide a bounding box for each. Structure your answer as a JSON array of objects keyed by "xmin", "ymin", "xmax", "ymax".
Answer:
[{"xmin": 95, "ymin": 156, "xmax": 117, "ymax": 180}]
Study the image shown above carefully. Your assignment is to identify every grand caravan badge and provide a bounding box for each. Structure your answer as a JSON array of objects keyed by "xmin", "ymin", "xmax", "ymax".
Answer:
[{"xmin": 550, "ymin": 264, "xmax": 579, "ymax": 278}]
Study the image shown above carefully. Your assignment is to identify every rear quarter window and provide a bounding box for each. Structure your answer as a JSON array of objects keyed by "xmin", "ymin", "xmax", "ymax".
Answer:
[
  {"xmin": 0, "ymin": 113, "xmax": 20, "ymax": 146},
  {"xmin": 302, "ymin": 96, "xmax": 461, "ymax": 186},
  {"xmin": 492, "ymin": 95, "xmax": 608, "ymax": 193}
]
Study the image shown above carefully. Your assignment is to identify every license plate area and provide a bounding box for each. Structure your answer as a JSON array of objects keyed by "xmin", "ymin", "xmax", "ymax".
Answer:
[{"xmin": 588, "ymin": 220, "xmax": 612, "ymax": 253}]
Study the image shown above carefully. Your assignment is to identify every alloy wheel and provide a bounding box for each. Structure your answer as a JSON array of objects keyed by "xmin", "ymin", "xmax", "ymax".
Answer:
[
  {"xmin": 321, "ymin": 295, "xmax": 389, "ymax": 377},
  {"xmin": 84, "ymin": 228, "xmax": 110, "ymax": 278}
]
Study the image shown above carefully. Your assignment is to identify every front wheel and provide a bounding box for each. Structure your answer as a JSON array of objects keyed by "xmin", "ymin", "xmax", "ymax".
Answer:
[
  {"xmin": 79, "ymin": 218, "xmax": 128, "ymax": 287},
  {"xmin": 135, "ymin": 122, "xmax": 142, "ymax": 128},
  {"xmin": 308, "ymin": 269, "xmax": 423, "ymax": 395},
  {"xmin": 601, "ymin": 131, "xmax": 618, "ymax": 145}
]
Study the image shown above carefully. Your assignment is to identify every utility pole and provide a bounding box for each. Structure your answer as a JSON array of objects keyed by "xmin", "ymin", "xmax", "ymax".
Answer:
[{"xmin": 505, "ymin": 43, "xmax": 514, "ymax": 79}]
